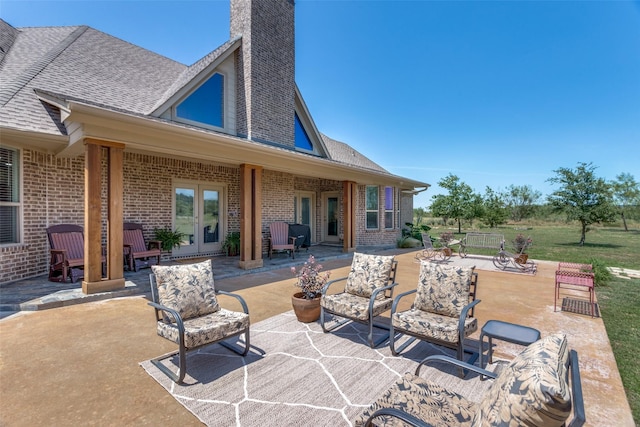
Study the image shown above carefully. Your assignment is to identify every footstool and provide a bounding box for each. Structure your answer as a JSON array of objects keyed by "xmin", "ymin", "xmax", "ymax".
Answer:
[{"xmin": 479, "ymin": 320, "xmax": 541, "ymax": 369}]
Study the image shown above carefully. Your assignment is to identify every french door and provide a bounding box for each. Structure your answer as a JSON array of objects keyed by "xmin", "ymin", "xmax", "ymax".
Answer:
[{"xmin": 172, "ymin": 182, "xmax": 225, "ymax": 256}]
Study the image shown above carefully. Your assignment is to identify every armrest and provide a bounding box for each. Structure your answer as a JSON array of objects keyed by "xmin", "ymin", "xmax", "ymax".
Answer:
[
  {"xmin": 364, "ymin": 407, "xmax": 434, "ymax": 427},
  {"xmin": 50, "ymin": 249, "xmax": 68, "ymax": 261},
  {"xmin": 458, "ymin": 299, "xmax": 481, "ymax": 343},
  {"xmin": 321, "ymin": 276, "xmax": 347, "ymax": 295},
  {"xmin": 368, "ymin": 283, "xmax": 399, "ymax": 310},
  {"xmin": 217, "ymin": 289, "xmax": 250, "ymax": 314},
  {"xmin": 390, "ymin": 288, "xmax": 417, "ymax": 315},
  {"xmin": 288, "ymin": 236, "xmax": 297, "ymax": 244},
  {"xmin": 123, "ymin": 244, "xmax": 132, "ymax": 255},
  {"xmin": 415, "ymin": 354, "xmax": 497, "ymax": 379},
  {"xmin": 147, "ymin": 301, "xmax": 185, "ymax": 334}
]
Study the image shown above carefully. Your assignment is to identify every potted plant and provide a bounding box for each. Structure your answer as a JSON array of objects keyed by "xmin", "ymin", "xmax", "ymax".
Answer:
[
  {"xmin": 290, "ymin": 255, "xmax": 331, "ymax": 322},
  {"xmin": 512, "ymin": 234, "xmax": 533, "ymax": 264},
  {"xmin": 222, "ymin": 231, "xmax": 241, "ymax": 256},
  {"xmin": 153, "ymin": 227, "xmax": 185, "ymax": 252},
  {"xmin": 439, "ymin": 231, "xmax": 455, "ymax": 256}
]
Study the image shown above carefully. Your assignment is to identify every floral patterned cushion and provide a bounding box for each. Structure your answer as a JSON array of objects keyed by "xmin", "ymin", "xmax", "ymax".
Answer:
[
  {"xmin": 414, "ymin": 263, "xmax": 474, "ymax": 317},
  {"xmin": 321, "ymin": 292, "xmax": 393, "ymax": 321},
  {"xmin": 392, "ymin": 308, "xmax": 478, "ymax": 344},
  {"xmin": 355, "ymin": 372, "xmax": 477, "ymax": 427},
  {"xmin": 157, "ymin": 308, "xmax": 250, "ymax": 349},
  {"xmin": 344, "ymin": 253, "xmax": 395, "ymax": 299},
  {"xmin": 152, "ymin": 260, "xmax": 220, "ymax": 322},
  {"xmin": 471, "ymin": 333, "xmax": 571, "ymax": 427}
]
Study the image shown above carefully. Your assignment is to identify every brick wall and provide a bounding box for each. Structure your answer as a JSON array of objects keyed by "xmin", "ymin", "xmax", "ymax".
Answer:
[{"xmin": 1, "ymin": 149, "xmax": 406, "ymax": 284}]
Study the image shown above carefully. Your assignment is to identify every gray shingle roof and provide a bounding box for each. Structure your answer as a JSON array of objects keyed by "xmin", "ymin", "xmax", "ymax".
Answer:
[
  {"xmin": 0, "ymin": 20, "xmax": 185, "ymax": 135},
  {"xmin": 321, "ymin": 133, "xmax": 389, "ymax": 173}
]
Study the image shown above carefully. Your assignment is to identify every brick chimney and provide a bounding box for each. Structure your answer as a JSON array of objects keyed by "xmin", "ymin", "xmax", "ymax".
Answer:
[{"xmin": 231, "ymin": 0, "xmax": 295, "ymax": 147}]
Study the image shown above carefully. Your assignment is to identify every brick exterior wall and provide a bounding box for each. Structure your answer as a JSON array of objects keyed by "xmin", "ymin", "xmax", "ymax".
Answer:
[
  {"xmin": 1, "ymin": 148, "xmax": 407, "ymax": 284},
  {"xmin": 231, "ymin": 0, "xmax": 295, "ymax": 146}
]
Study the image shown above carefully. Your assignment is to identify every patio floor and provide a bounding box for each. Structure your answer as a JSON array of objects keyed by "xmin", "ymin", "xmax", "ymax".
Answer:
[{"xmin": 0, "ymin": 247, "xmax": 634, "ymax": 426}]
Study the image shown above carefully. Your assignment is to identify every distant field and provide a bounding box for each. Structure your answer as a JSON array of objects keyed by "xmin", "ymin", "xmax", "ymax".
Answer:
[
  {"xmin": 419, "ymin": 219, "xmax": 639, "ymax": 424},
  {"xmin": 420, "ymin": 220, "xmax": 640, "ymax": 270}
]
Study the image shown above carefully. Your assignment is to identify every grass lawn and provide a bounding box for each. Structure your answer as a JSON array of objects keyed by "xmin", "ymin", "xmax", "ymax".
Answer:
[{"xmin": 424, "ymin": 220, "xmax": 640, "ymax": 424}]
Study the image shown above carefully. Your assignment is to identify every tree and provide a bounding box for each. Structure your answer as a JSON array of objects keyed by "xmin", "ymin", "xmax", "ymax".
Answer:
[
  {"xmin": 430, "ymin": 174, "xmax": 475, "ymax": 233},
  {"xmin": 611, "ymin": 173, "xmax": 640, "ymax": 232},
  {"xmin": 546, "ymin": 162, "xmax": 617, "ymax": 245},
  {"xmin": 413, "ymin": 207, "xmax": 428, "ymax": 225},
  {"xmin": 483, "ymin": 187, "xmax": 508, "ymax": 228},
  {"xmin": 504, "ymin": 184, "xmax": 541, "ymax": 221}
]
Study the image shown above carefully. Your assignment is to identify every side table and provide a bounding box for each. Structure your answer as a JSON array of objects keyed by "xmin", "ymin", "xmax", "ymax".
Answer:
[{"xmin": 479, "ymin": 320, "xmax": 541, "ymax": 369}]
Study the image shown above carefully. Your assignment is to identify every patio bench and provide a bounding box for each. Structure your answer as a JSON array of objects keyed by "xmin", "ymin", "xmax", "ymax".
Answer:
[
  {"xmin": 554, "ymin": 262, "xmax": 596, "ymax": 317},
  {"xmin": 458, "ymin": 232, "xmax": 504, "ymax": 257}
]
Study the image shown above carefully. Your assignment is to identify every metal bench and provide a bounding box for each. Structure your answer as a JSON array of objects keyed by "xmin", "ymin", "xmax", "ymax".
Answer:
[
  {"xmin": 458, "ymin": 232, "xmax": 504, "ymax": 258},
  {"xmin": 555, "ymin": 262, "xmax": 595, "ymax": 317}
]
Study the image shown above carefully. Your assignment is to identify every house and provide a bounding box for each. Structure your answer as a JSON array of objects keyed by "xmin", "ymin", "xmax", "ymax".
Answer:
[{"xmin": 0, "ymin": 0, "xmax": 429, "ymax": 290}]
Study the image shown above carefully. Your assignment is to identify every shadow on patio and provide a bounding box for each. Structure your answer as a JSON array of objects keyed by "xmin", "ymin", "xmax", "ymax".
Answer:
[{"xmin": 0, "ymin": 248, "xmax": 634, "ymax": 426}]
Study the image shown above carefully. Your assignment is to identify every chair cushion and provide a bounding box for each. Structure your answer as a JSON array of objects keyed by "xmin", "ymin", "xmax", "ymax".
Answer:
[
  {"xmin": 414, "ymin": 263, "xmax": 474, "ymax": 317},
  {"xmin": 355, "ymin": 372, "xmax": 477, "ymax": 427},
  {"xmin": 344, "ymin": 253, "xmax": 395, "ymax": 299},
  {"xmin": 157, "ymin": 308, "xmax": 249, "ymax": 349},
  {"xmin": 392, "ymin": 308, "xmax": 478, "ymax": 344},
  {"xmin": 321, "ymin": 292, "xmax": 393, "ymax": 321},
  {"xmin": 471, "ymin": 333, "xmax": 571, "ymax": 427},
  {"xmin": 152, "ymin": 260, "xmax": 219, "ymax": 322}
]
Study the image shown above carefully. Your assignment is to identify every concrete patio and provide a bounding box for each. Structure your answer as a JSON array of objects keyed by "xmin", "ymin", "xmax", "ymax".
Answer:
[{"xmin": 0, "ymin": 248, "xmax": 634, "ymax": 426}]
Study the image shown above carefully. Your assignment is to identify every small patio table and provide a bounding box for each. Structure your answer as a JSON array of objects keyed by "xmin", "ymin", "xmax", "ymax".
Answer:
[{"xmin": 479, "ymin": 320, "xmax": 541, "ymax": 369}]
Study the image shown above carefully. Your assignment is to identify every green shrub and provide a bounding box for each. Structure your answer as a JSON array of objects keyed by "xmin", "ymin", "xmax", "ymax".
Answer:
[{"xmin": 588, "ymin": 257, "xmax": 614, "ymax": 287}]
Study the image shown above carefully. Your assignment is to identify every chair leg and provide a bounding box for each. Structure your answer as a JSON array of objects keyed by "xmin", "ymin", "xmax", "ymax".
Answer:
[{"xmin": 151, "ymin": 348, "xmax": 186, "ymax": 384}]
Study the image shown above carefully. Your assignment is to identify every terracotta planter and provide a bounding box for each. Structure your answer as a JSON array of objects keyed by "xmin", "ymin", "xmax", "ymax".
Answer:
[
  {"xmin": 442, "ymin": 247, "xmax": 453, "ymax": 257},
  {"xmin": 291, "ymin": 292, "xmax": 321, "ymax": 323},
  {"xmin": 515, "ymin": 254, "xmax": 529, "ymax": 264}
]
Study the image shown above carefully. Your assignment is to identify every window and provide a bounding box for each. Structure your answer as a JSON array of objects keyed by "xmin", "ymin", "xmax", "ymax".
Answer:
[
  {"xmin": 176, "ymin": 73, "xmax": 224, "ymax": 128},
  {"xmin": 294, "ymin": 113, "xmax": 313, "ymax": 151},
  {"xmin": 384, "ymin": 186, "xmax": 394, "ymax": 229},
  {"xmin": 365, "ymin": 185, "xmax": 379, "ymax": 229},
  {"xmin": 0, "ymin": 147, "xmax": 20, "ymax": 244}
]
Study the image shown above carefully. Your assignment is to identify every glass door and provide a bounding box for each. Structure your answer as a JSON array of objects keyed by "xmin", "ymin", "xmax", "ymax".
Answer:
[
  {"xmin": 172, "ymin": 183, "xmax": 224, "ymax": 256},
  {"xmin": 323, "ymin": 192, "xmax": 340, "ymax": 243},
  {"xmin": 294, "ymin": 191, "xmax": 314, "ymax": 244}
]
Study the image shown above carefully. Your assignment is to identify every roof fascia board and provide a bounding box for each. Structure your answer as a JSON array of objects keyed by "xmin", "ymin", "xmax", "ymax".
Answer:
[
  {"xmin": 0, "ymin": 126, "xmax": 69, "ymax": 152},
  {"xmin": 62, "ymin": 101, "xmax": 429, "ymax": 188}
]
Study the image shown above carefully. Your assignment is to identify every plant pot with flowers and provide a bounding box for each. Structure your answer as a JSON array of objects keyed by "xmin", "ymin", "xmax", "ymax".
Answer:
[
  {"xmin": 512, "ymin": 234, "xmax": 533, "ymax": 265},
  {"xmin": 439, "ymin": 231, "xmax": 455, "ymax": 257},
  {"xmin": 290, "ymin": 255, "xmax": 331, "ymax": 323}
]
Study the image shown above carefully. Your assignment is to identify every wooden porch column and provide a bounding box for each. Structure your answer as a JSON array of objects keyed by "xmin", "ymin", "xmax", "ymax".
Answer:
[
  {"xmin": 82, "ymin": 139, "xmax": 126, "ymax": 294},
  {"xmin": 342, "ymin": 181, "xmax": 356, "ymax": 253},
  {"xmin": 239, "ymin": 164, "xmax": 263, "ymax": 270}
]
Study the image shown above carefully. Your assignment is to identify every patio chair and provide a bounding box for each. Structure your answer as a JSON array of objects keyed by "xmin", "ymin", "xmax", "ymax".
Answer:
[
  {"xmin": 123, "ymin": 222, "xmax": 162, "ymax": 271},
  {"xmin": 320, "ymin": 253, "xmax": 398, "ymax": 348},
  {"xmin": 356, "ymin": 333, "xmax": 585, "ymax": 427},
  {"xmin": 414, "ymin": 232, "xmax": 452, "ymax": 262},
  {"xmin": 148, "ymin": 259, "xmax": 250, "ymax": 384},
  {"xmin": 389, "ymin": 262, "xmax": 480, "ymax": 366},
  {"xmin": 268, "ymin": 221, "xmax": 296, "ymax": 259},
  {"xmin": 46, "ymin": 224, "xmax": 105, "ymax": 283}
]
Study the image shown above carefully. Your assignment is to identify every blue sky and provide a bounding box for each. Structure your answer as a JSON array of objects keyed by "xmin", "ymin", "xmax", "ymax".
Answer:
[{"xmin": 2, "ymin": 0, "xmax": 639, "ymax": 209}]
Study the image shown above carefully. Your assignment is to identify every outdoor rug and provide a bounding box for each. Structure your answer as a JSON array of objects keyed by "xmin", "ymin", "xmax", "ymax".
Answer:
[
  {"xmin": 140, "ymin": 311, "xmax": 494, "ymax": 426},
  {"xmin": 561, "ymin": 297, "xmax": 600, "ymax": 317}
]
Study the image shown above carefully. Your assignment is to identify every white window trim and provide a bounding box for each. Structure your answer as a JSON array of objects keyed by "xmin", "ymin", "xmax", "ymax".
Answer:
[
  {"xmin": 0, "ymin": 146, "xmax": 23, "ymax": 246},
  {"xmin": 365, "ymin": 185, "xmax": 379, "ymax": 230}
]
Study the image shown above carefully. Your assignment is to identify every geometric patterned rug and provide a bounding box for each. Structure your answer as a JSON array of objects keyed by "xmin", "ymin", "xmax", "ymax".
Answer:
[
  {"xmin": 140, "ymin": 311, "xmax": 494, "ymax": 426},
  {"xmin": 561, "ymin": 297, "xmax": 600, "ymax": 317}
]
